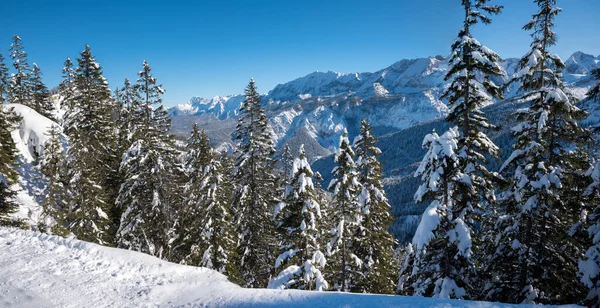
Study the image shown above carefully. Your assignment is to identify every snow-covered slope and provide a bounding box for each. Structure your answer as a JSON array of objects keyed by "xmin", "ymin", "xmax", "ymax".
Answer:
[
  {"xmin": 0, "ymin": 227, "xmax": 573, "ymax": 308},
  {"xmin": 4, "ymin": 104, "xmax": 59, "ymax": 227}
]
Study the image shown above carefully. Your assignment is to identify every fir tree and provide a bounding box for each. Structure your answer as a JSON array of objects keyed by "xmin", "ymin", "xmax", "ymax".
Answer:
[
  {"xmin": 231, "ymin": 78, "xmax": 278, "ymax": 288},
  {"xmin": 0, "ymin": 51, "xmax": 9, "ymax": 104},
  {"xmin": 116, "ymin": 60, "xmax": 178, "ymax": 259},
  {"xmin": 195, "ymin": 149, "xmax": 240, "ymax": 281},
  {"xmin": 65, "ymin": 45, "xmax": 115, "ymax": 244},
  {"xmin": 404, "ymin": 127, "xmax": 476, "ymax": 298},
  {"xmin": 39, "ymin": 125, "xmax": 69, "ymax": 236},
  {"xmin": 0, "ymin": 105, "xmax": 22, "ymax": 226},
  {"xmin": 407, "ymin": 0, "xmax": 503, "ymax": 299},
  {"xmin": 269, "ymin": 145, "xmax": 328, "ymax": 291},
  {"xmin": 8, "ymin": 34, "xmax": 32, "ymax": 107},
  {"xmin": 581, "ymin": 162, "xmax": 600, "ymax": 306},
  {"xmin": 353, "ymin": 119, "xmax": 398, "ymax": 294},
  {"xmin": 30, "ymin": 63, "xmax": 55, "ymax": 119},
  {"xmin": 60, "ymin": 58, "xmax": 76, "ymax": 131},
  {"xmin": 326, "ymin": 130, "xmax": 362, "ymax": 292},
  {"xmin": 171, "ymin": 124, "xmax": 212, "ymax": 263},
  {"xmin": 486, "ymin": 1, "xmax": 588, "ymax": 303},
  {"xmin": 588, "ymin": 69, "xmax": 600, "ymax": 103}
]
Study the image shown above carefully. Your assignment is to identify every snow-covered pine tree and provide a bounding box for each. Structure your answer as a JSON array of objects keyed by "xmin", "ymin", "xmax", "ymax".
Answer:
[
  {"xmin": 60, "ymin": 58, "xmax": 77, "ymax": 132},
  {"xmin": 8, "ymin": 34, "xmax": 32, "ymax": 107},
  {"xmin": 30, "ymin": 63, "xmax": 55, "ymax": 120},
  {"xmin": 269, "ymin": 145, "xmax": 328, "ymax": 291},
  {"xmin": 581, "ymin": 162, "xmax": 600, "ymax": 306},
  {"xmin": 353, "ymin": 119, "xmax": 398, "ymax": 294},
  {"xmin": 0, "ymin": 105, "xmax": 22, "ymax": 226},
  {"xmin": 195, "ymin": 149, "xmax": 240, "ymax": 282},
  {"xmin": 171, "ymin": 124, "xmax": 212, "ymax": 264},
  {"xmin": 231, "ymin": 78, "xmax": 278, "ymax": 288},
  {"xmin": 281, "ymin": 145, "xmax": 293, "ymax": 186},
  {"xmin": 485, "ymin": 1, "xmax": 589, "ymax": 304},
  {"xmin": 406, "ymin": 0, "xmax": 504, "ymax": 300},
  {"xmin": 39, "ymin": 124, "xmax": 69, "ymax": 237},
  {"xmin": 0, "ymin": 51, "xmax": 9, "ymax": 104},
  {"xmin": 404, "ymin": 127, "xmax": 478, "ymax": 299},
  {"xmin": 116, "ymin": 60, "xmax": 178, "ymax": 259},
  {"xmin": 65, "ymin": 45, "xmax": 115, "ymax": 244},
  {"xmin": 326, "ymin": 129, "xmax": 362, "ymax": 292}
]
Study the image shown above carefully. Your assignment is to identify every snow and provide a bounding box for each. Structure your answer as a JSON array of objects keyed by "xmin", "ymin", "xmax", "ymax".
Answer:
[
  {"xmin": 412, "ymin": 200, "xmax": 441, "ymax": 252},
  {"xmin": 0, "ymin": 227, "xmax": 549, "ymax": 308},
  {"xmin": 6, "ymin": 103, "xmax": 58, "ymax": 163}
]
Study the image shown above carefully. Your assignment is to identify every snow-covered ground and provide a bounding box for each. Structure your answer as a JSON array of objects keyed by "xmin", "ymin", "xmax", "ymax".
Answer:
[{"xmin": 0, "ymin": 228, "xmax": 578, "ymax": 307}]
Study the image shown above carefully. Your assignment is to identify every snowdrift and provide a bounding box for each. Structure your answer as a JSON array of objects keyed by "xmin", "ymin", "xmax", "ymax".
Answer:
[{"xmin": 0, "ymin": 228, "xmax": 577, "ymax": 307}]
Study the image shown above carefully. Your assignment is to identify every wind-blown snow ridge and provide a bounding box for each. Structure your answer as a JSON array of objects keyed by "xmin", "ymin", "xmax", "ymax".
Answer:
[{"xmin": 0, "ymin": 227, "xmax": 569, "ymax": 307}]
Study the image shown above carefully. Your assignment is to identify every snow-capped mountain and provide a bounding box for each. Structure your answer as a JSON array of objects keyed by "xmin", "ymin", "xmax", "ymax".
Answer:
[
  {"xmin": 169, "ymin": 51, "xmax": 599, "ymax": 242},
  {"xmin": 170, "ymin": 52, "xmax": 598, "ymax": 162}
]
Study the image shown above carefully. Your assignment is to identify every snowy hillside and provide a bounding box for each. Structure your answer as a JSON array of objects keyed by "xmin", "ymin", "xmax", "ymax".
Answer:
[
  {"xmin": 0, "ymin": 227, "xmax": 574, "ymax": 308},
  {"xmin": 4, "ymin": 104, "xmax": 59, "ymax": 227}
]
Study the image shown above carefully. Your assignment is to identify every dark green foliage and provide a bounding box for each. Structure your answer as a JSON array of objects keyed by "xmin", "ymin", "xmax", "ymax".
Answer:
[
  {"xmin": 39, "ymin": 125, "xmax": 69, "ymax": 236},
  {"xmin": 8, "ymin": 35, "xmax": 32, "ymax": 107},
  {"xmin": 231, "ymin": 79, "xmax": 278, "ymax": 288},
  {"xmin": 326, "ymin": 130, "xmax": 362, "ymax": 292},
  {"xmin": 353, "ymin": 119, "xmax": 398, "ymax": 294},
  {"xmin": 485, "ymin": 1, "xmax": 589, "ymax": 303},
  {"xmin": 0, "ymin": 105, "xmax": 22, "ymax": 226},
  {"xmin": 30, "ymin": 63, "xmax": 54, "ymax": 120}
]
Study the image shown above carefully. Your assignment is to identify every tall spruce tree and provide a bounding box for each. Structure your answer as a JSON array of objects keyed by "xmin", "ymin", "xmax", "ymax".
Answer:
[
  {"xmin": 116, "ymin": 60, "xmax": 178, "ymax": 259},
  {"xmin": 0, "ymin": 51, "xmax": 9, "ymax": 104},
  {"xmin": 231, "ymin": 78, "xmax": 278, "ymax": 288},
  {"xmin": 581, "ymin": 162, "xmax": 600, "ymax": 306},
  {"xmin": 402, "ymin": 127, "xmax": 473, "ymax": 298},
  {"xmin": 65, "ymin": 45, "xmax": 115, "ymax": 244},
  {"xmin": 326, "ymin": 130, "xmax": 362, "ymax": 292},
  {"xmin": 195, "ymin": 149, "xmax": 239, "ymax": 281},
  {"xmin": 406, "ymin": 0, "xmax": 503, "ymax": 299},
  {"xmin": 30, "ymin": 63, "xmax": 55, "ymax": 120},
  {"xmin": 60, "ymin": 58, "xmax": 77, "ymax": 131},
  {"xmin": 8, "ymin": 35, "xmax": 32, "ymax": 107},
  {"xmin": 485, "ymin": 0, "xmax": 588, "ymax": 303},
  {"xmin": 353, "ymin": 119, "xmax": 398, "ymax": 294},
  {"xmin": 269, "ymin": 145, "xmax": 328, "ymax": 291},
  {"xmin": 0, "ymin": 105, "xmax": 21, "ymax": 226},
  {"xmin": 39, "ymin": 124, "xmax": 69, "ymax": 236},
  {"xmin": 171, "ymin": 124, "xmax": 212, "ymax": 263}
]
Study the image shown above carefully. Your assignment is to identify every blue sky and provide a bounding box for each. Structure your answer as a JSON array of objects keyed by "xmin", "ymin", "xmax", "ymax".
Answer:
[{"xmin": 0, "ymin": 0, "xmax": 598, "ymax": 106}]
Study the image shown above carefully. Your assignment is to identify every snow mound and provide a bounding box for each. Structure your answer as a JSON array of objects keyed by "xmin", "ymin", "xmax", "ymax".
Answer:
[
  {"xmin": 0, "ymin": 227, "xmax": 557, "ymax": 307},
  {"xmin": 6, "ymin": 103, "xmax": 57, "ymax": 163}
]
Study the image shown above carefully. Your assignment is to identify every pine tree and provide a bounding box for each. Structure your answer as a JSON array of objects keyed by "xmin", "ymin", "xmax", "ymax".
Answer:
[
  {"xmin": 326, "ymin": 130, "xmax": 362, "ymax": 292},
  {"xmin": 403, "ymin": 127, "xmax": 477, "ymax": 298},
  {"xmin": 269, "ymin": 145, "xmax": 328, "ymax": 291},
  {"xmin": 171, "ymin": 124, "xmax": 212, "ymax": 263},
  {"xmin": 65, "ymin": 45, "xmax": 115, "ymax": 244},
  {"xmin": 8, "ymin": 34, "xmax": 32, "ymax": 107},
  {"xmin": 60, "ymin": 58, "xmax": 77, "ymax": 131},
  {"xmin": 486, "ymin": 1, "xmax": 588, "ymax": 303},
  {"xmin": 30, "ymin": 63, "xmax": 55, "ymax": 119},
  {"xmin": 0, "ymin": 104, "xmax": 22, "ymax": 226},
  {"xmin": 0, "ymin": 51, "xmax": 9, "ymax": 104},
  {"xmin": 353, "ymin": 119, "xmax": 398, "ymax": 294},
  {"xmin": 39, "ymin": 125, "xmax": 69, "ymax": 236},
  {"xmin": 406, "ymin": 0, "xmax": 503, "ymax": 300},
  {"xmin": 195, "ymin": 150, "xmax": 240, "ymax": 281},
  {"xmin": 116, "ymin": 60, "xmax": 178, "ymax": 259},
  {"xmin": 581, "ymin": 162, "xmax": 600, "ymax": 306},
  {"xmin": 281, "ymin": 145, "xmax": 293, "ymax": 186},
  {"xmin": 231, "ymin": 78, "xmax": 278, "ymax": 288},
  {"xmin": 589, "ymin": 69, "xmax": 600, "ymax": 99}
]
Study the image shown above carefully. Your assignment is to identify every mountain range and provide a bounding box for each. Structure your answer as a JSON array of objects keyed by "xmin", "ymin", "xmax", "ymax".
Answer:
[{"xmin": 168, "ymin": 51, "xmax": 600, "ymax": 242}]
